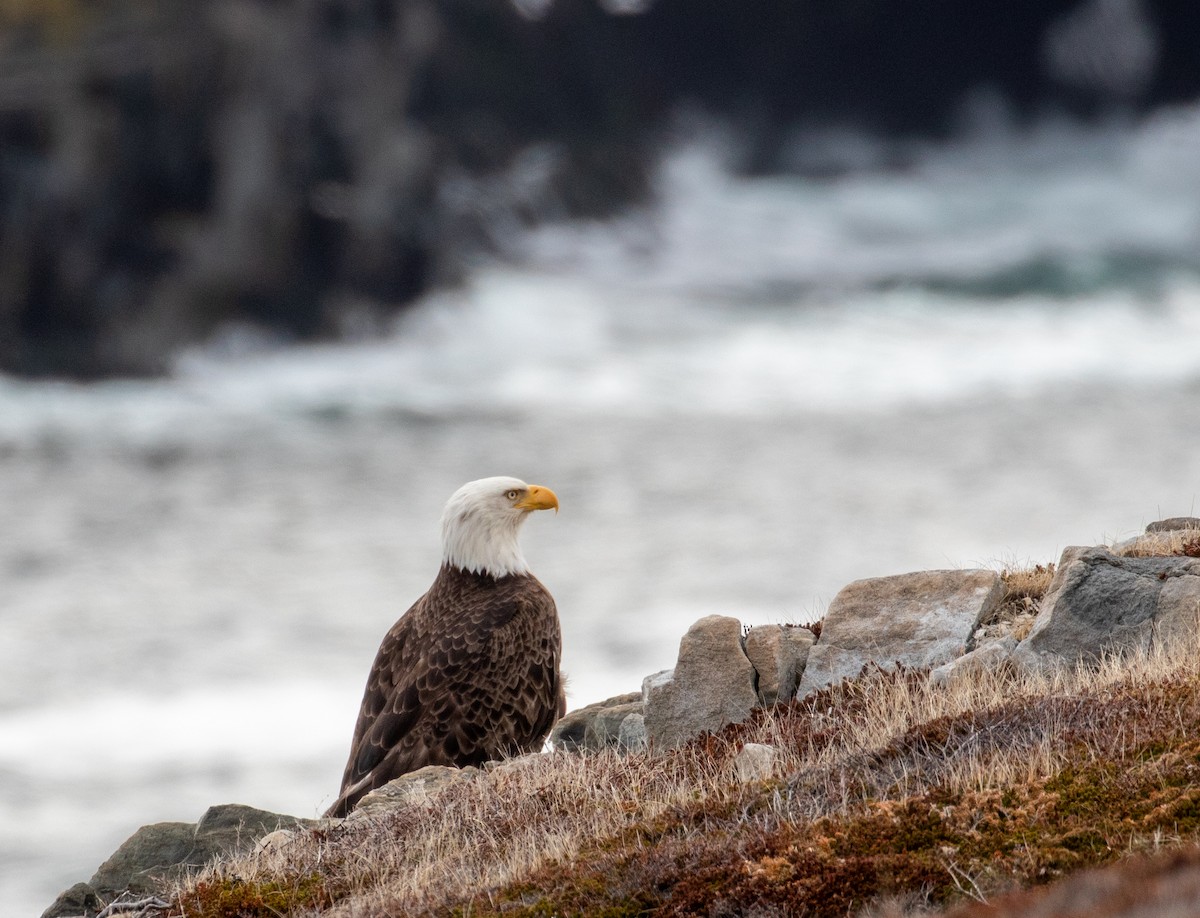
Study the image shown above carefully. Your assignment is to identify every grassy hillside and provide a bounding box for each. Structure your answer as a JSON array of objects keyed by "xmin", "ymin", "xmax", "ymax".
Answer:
[{"xmin": 166, "ymin": 532, "xmax": 1200, "ymax": 917}]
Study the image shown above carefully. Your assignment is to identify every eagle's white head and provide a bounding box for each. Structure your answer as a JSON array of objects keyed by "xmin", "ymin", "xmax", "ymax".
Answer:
[{"xmin": 440, "ymin": 476, "xmax": 559, "ymax": 578}]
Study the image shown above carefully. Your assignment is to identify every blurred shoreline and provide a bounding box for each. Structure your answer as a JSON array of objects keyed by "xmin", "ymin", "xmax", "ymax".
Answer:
[{"xmin": 4, "ymin": 0, "xmax": 1200, "ymax": 378}]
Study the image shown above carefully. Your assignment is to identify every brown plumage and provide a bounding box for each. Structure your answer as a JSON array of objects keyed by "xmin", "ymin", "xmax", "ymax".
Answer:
[{"xmin": 326, "ymin": 477, "xmax": 564, "ymax": 817}]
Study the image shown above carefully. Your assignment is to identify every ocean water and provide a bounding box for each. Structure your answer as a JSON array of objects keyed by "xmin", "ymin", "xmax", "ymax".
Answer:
[{"xmin": 4, "ymin": 109, "xmax": 1200, "ymax": 915}]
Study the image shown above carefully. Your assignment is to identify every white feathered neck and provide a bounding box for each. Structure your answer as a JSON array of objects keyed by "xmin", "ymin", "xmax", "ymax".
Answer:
[{"xmin": 440, "ymin": 476, "xmax": 541, "ymax": 578}]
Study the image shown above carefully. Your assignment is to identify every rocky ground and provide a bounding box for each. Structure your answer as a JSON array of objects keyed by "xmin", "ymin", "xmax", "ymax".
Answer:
[{"xmin": 42, "ymin": 517, "xmax": 1200, "ymax": 918}]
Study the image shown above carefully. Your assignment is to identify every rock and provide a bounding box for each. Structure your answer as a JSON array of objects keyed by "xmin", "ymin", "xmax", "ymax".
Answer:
[
  {"xmin": 550, "ymin": 691, "xmax": 642, "ymax": 751},
  {"xmin": 86, "ymin": 821, "xmax": 199, "ymax": 900},
  {"xmin": 585, "ymin": 702, "xmax": 645, "ymax": 749},
  {"xmin": 734, "ymin": 743, "xmax": 779, "ymax": 783},
  {"xmin": 744, "ymin": 624, "xmax": 816, "ymax": 705},
  {"xmin": 930, "ymin": 636, "xmax": 1018, "ymax": 688},
  {"xmin": 783, "ymin": 626, "xmax": 818, "ymax": 681},
  {"xmin": 797, "ymin": 569, "xmax": 1004, "ymax": 698},
  {"xmin": 618, "ymin": 712, "xmax": 647, "ymax": 751},
  {"xmin": 254, "ymin": 829, "xmax": 296, "ymax": 855},
  {"xmin": 643, "ymin": 615, "xmax": 759, "ymax": 750},
  {"xmin": 1146, "ymin": 517, "xmax": 1200, "ymax": 533},
  {"xmin": 44, "ymin": 804, "xmax": 317, "ymax": 918},
  {"xmin": 40, "ymin": 882, "xmax": 101, "ymax": 918},
  {"xmin": 1013, "ymin": 546, "xmax": 1200, "ymax": 671},
  {"xmin": 351, "ymin": 765, "xmax": 479, "ymax": 816},
  {"xmin": 641, "ymin": 669, "xmax": 673, "ymax": 701}
]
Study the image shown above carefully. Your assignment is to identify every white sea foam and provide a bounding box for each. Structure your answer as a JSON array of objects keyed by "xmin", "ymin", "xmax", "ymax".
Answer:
[
  {"xmin": 2, "ymin": 112, "xmax": 1199, "ymax": 447},
  {"xmin": 0, "ymin": 271, "xmax": 1195, "ymax": 447}
]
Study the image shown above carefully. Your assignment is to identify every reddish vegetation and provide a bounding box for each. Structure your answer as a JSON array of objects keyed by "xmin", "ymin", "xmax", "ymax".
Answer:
[
  {"xmin": 477, "ymin": 673, "xmax": 1200, "ymax": 918},
  {"xmin": 944, "ymin": 845, "xmax": 1200, "ymax": 918}
]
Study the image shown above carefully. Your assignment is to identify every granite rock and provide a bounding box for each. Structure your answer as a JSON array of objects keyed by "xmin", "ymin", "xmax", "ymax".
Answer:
[
  {"xmin": 797, "ymin": 569, "xmax": 1004, "ymax": 698},
  {"xmin": 930, "ymin": 636, "xmax": 1019, "ymax": 688},
  {"xmin": 351, "ymin": 765, "xmax": 479, "ymax": 817},
  {"xmin": 618, "ymin": 712, "xmax": 648, "ymax": 751},
  {"xmin": 550, "ymin": 692, "xmax": 642, "ymax": 752},
  {"xmin": 1014, "ymin": 546, "xmax": 1200, "ymax": 671},
  {"xmin": 744, "ymin": 624, "xmax": 817, "ymax": 705},
  {"xmin": 42, "ymin": 804, "xmax": 318, "ymax": 918},
  {"xmin": 644, "ymin": 615, "xmax": 759, "ymax": 750},
  {"xmin": 1146, "ymin": 517, "xmax": 1200, "ymax": 533},
  {"xmin": 734, "ymin": 743, "xmax": 779, "ymax": 783}
]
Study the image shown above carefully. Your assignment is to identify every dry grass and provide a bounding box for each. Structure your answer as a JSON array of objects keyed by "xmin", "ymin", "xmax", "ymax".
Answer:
[
  {"xmin": 166, "ymin": 624, "xmax": 1200, "ymax": 918},
  {"xmin": 972, "ymin": 563, "xmax": 1057, "ymax": 644},
  {"xmin": 164, "ymin": 534, "xmax": 1200, "ymax": 916},
  {"xmin": 1113, "ymin": 528, "xmax": 1200, "ymax": 559}
]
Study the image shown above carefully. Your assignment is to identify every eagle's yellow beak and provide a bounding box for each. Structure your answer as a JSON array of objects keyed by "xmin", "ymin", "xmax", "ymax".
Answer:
[{"xmin": 516, "ymin": 485, "xmax": 559, "ymax": 513}]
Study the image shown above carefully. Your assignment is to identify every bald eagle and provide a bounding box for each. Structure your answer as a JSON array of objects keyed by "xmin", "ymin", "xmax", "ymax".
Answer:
[{"xmin": 325, "ymin": 477, "xmax": 564, "ymax": 818}]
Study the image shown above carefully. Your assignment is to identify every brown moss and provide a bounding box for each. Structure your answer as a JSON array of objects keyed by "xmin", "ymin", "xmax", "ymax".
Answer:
[{"xmin": 176, "ymin": 872, "xmax": 335, "ymax": 917}]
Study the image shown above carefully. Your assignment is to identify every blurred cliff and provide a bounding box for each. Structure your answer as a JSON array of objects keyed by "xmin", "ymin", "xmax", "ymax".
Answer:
[{"xmin": 1, "ymin": 0, "xmax": 1197, "ymax": 378}]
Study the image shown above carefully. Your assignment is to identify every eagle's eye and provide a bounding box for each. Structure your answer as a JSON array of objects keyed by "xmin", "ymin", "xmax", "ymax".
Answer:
[{"xmin": 506, "ymin": 489, "xmax": 519, "ymax": 501}]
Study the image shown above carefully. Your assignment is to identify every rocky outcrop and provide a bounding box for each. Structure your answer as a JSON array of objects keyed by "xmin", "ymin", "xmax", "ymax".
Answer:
[
  {"xmin": 744, "ymin": 624, "xmax": 816, "ymax": 706},
  {"xmin": 930, "ymin": 636, "xmax": 1019, "ymax": 688},
  {"xmin": 643, "ymin": 615, "xmax": 759, "ymax": 751},
  {"xmin": 1013, "ymin": 546, "xmax": 1200, "ymax": 671},
  {"xmin": 550, "ymin": 691, "xmax": 642, "ymax": 752},
  {"xmin": 41, "ymin": 804, "xmax": 319, "ymax": 918},
  {"xmin": 797, "ymin": 569, "xmax": 1004, "ymax": 698}
]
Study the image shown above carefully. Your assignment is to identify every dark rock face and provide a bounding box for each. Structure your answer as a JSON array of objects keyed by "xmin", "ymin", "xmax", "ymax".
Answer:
[
  {"xmin": 1014, "ymin": 546, "xmax": 1200, "ymax": 670},
  {"xmin": 4, "ymin": 0, "xmax": 1200, "ymax": 378},
  {"xmin": 41, "ymin": 804, "xmax": 319, "ymax": 918}
]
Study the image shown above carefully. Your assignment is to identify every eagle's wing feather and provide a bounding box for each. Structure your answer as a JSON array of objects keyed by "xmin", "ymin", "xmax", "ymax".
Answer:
[{"xmin": 326, "ymin": 569, "xmax": 561, "ymax": 818}]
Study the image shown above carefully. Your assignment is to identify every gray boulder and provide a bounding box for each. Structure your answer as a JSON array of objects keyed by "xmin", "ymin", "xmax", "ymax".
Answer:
[
  {"xmin": 643, "ymin": 614, "xmax": 759, "ymax": 750},
  {"xmin": 1146, "ymin": 517, "xmax": 1200, "ymax": 533},
  {"xmin": 744, "ymin": 624, "xmax": 816, "ymax": 705},
  {"xmin": 41, "ymin": 883, "xmax": 101, "ymax": 918},
  {"xmin": 733, "ymin": 743, "xmax": 779, "ymax": 783},
  {"xmin": 43, "ymin": 804, "xmax": 318, "ymax": 918},
  {"xmin": 930, "ymin": 636, "xmax": 1018, "ymax": 688},
  {"xmin": 550, "ymin": 691, "xmax": 642, "ymax": 752},
  {"xmin": 351, "ymin": 765, "xmax": 479, "ymax": 817},
  {"xmin": 618, "ymin": 712, "xmax": 648, "ymax": 751},
  {"xmin": 1013, "ymin": 546, "xmax": 1200, "ymax": 670},
  {"xmin": 797, "ymin": 569, "xmax": 1004, "ymax": 698},
  {"xmin": 585, "ymin": 702, "xmax": 645, "ymax": 749}
]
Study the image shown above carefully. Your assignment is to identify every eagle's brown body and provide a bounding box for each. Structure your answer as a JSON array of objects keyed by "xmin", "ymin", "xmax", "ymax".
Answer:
[{"xmin": 326, "ymin": 563, "xmax": 564, "ymax": 817}]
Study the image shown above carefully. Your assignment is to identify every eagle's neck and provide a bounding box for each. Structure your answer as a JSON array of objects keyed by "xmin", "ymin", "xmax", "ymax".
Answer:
[{"xmin": 441, "ymin": 511, "xmax": 529, "ymax": 578}]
